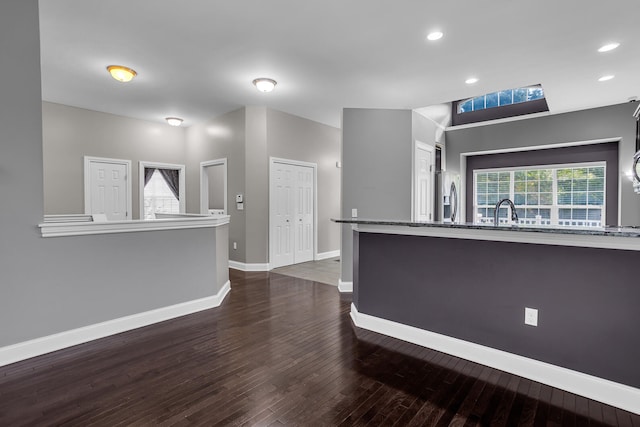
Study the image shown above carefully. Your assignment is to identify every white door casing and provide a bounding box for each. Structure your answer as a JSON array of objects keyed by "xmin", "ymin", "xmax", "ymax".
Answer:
[
  {"xmin": 413, "ymin": 142, "xmax": 434, "ymax": 222},
  {"xmin": 269, "ymin": 157, "xmax": 317, "ymax": 269},
  {"xmin": 84, "ymin": 156, "xmax": 132, "ymax": 221}
]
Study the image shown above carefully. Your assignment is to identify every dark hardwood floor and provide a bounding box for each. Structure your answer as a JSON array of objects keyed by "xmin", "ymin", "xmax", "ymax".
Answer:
[{"xmin": 1, "ymin": 269, "xmax": 638, "ymax": 426}]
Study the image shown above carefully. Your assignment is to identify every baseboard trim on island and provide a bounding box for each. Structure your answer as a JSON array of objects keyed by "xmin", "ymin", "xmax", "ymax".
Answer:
[
  {"xmin": 0, "ymin": 281, "xmax": 231, "ymax": 368},
  {"xmin": 350, "ymin": 303, "xmax": 640, "ymax": 415},
  {"xmin": 338, "ymin": 279, "xmax": 353, "ymax": 293}
]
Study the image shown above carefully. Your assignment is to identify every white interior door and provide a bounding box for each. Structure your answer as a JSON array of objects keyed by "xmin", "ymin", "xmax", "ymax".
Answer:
[
  {"xmin": 414, "ymin": 142, "xmax": 434, "ymax": 222},
  {"xmin": 271, "ymin": 162, "xmax": 295, "ymax": 268},
  {"xmin": 293, "ymin": 165, "xmax": 314, "ymax": 263},
  {"xmin": 85, "ymin": 158, "xmax": 130, "ymax": 221},
  {"xmin": 270, "ymin": 159, "xmax": 316, "ymax": 269}
]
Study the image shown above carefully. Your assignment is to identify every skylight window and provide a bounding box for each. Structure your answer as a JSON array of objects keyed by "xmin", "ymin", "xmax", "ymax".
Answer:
[
  {"xmin": 452, "ymin": 84, "xmax": 549, "ymax": 126},
  {"xmin": 458, "ymin": 86, "xmax": 545, "ymax": 114}
]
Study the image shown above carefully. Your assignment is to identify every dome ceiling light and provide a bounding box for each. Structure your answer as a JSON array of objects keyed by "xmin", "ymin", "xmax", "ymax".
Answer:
[
  {"xmin": 253, "ymin": 78, "xmax": 277, "ymax": 92},
  {"xmin": 598, "ymin": 42, "xmax": 620, "ymax": 53},
  {"xmin": 106, "ymin": 65, "xmax": 137, "ymax": 83},
  {"xmin": 165, "ymin": 117, "xmax": 184, "ymax": 126},
  {"xmin": 426, "ymin": 31, "xmax": 443, "ymax": 41}
]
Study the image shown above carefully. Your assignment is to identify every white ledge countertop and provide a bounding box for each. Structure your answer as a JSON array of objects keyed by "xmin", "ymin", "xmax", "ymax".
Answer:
[
  {"xmin": 39, "ymin": 214, "xmax": 230, "ymax": 238},
  {"xmin": 331, "ymin": 218, "xmax": 640, "ymax": 251}
]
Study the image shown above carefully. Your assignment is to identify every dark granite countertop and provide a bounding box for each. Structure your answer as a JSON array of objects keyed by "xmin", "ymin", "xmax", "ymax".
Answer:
[{"xmin": 331, "ymin": 218, "xmax": 640, "ymax": 238}]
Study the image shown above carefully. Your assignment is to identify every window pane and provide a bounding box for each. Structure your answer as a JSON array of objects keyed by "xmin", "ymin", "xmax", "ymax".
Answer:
[
  {"xmin": 499, "ymin": 172, "xmax": 510, "ymax": 181},
  {"xmin": 540, "ymin": 181, "xmax": 552, "ymax": 192},
  {"xmin": 557, "ymin": 169, "xmax": 572, "ymax": 180},
  {"xmin": 526, "ymin": 181, "xmax": 539, "ymax": 192},
  {"xmin": 477, "ymin": 194, "xmax": 487, "ymax": 205},
  {"xmin": 477, "ymin": 182, "xmax": 487, "ymax": 193},
  {"xmin": 499, "ymin": 90, "xmax": 513, "ymax": 106},
  {"xmin": 588, "ymin": 177, "xmax": 604, "ymax": 191},
  {"xmin": 487, "ymin": 182, "xmax": 498, "ymax": 193},
  {"xmin": 514, "ymin": 88, "xmax": 527, "ymax": 103},
  {"xmin": 459, "ymin": 99, "xmax": 473, "ymax": 113},
  {"xmin": 588, "ymin": 191, "xmax": 603, "ymax": 205},
  {"xmin": 573, "ymin": 192, "xmax": 587, "ymax": 205},
  {"xmin": 559, "ymin": 208, "xmax": 571, "ymax": 219},
  {"xmin": 527, "ymin": 87, "xmax": 544, "ymax": 101},
  {"xmin": 514, "ymin": 181, "xmax": 526, "ymax": 192},
  {"xmin": 514, "ymin": 193, "xmax": 525, "ymax": 204},
  {"xmin": 557, "ymin": 192, "xmax": 571, "ymax": 205},
  {"xmin": 527, "ymin": 170, "xmax": 540, "ymax": 180},
  {"xmin": 539, "ymin": 209, "xmax": 551, "ymax": 219},
  {"xmin": 473, "ymin": 96, "xmax": 485, "ymax": 110},
  {"xmin": 488, "ymin": 172, "xmax": 499, "ymax": 182},
  {"xmin": 515, "ymin": 171, "xmax": 526, "ymax": 181},
  {"xmin": 477, "ymin": 173, "xmax": 487, "ymax": 183},
  {"xmin": 526, "ymin": 194, "xmax": 538, "ymax": 205},
  {"xmin": 587, "ymin": 209, "xmax": 602, "ymax": 221},
  {"xmin": 539, "ymin": 193, "xmax": 553, "ymax": 205},
  {"xmin": 573, "ymin": 179, "xmax": 587, "ymax": 192},
  {"xmin": 573, "ymin": 209, "xmax": 587, "ymax": 220},
  {"xmin": 487, "ymin": 194, "xmax": 498, "ymax": 205},
  {"xmin": 498, "ymin": 181, "xmax": 509, "ymax": 193},
  {"xmin": 486, "ymin": 92, "xmax": 499, "ymax": 108}
]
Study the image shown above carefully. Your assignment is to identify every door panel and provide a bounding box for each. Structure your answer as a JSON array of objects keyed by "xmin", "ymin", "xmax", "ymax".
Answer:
[
  {"xmin": 414, "ymin": 146, "xmax": 433, "ymax": 222},
  {"xmin": 270, "ymin": 161, "xmax": 315, "ymax": 268},
  {"xmin": 89, "ymin": 161, "xmax": 128, "ymax": 220}
]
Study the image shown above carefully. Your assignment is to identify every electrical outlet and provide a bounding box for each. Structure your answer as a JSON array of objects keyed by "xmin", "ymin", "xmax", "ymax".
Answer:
[
  {"xmin": 524, "ymin": 307, "xmax": 538, "ymax": 326},
  {"xmin": 233, "ymin": 242, "xmax": 237, "ymax": 250},
  {"xmin": 351, "ymin": 208, "xmax": 358, "ymax": 218}
]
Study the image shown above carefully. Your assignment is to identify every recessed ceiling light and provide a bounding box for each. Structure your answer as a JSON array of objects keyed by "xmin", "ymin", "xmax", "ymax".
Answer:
[
  {"xmin": 106, "ymin": 65, "xmax": 137, "ymax": 83},
  {"xmin": 426, "ymin": 31, "xmax": 443, "ymax": 41},
  {"xmin": 598, "ymin": 43, "xmax": 620, "ymax": 53},
  {"xmin": 465, "ymin": 77, "xmax": 479, "ymax": 85},
  {"xmin": 253, "ymin": 78, "xmax": 277, "ymax": 92},
  {"xmin": 598, "ymin": 75, "xmax": 615, "ymax": 82},
  {"xmin": 165, "ymin": 117, "xmax": 183, "ymax": 126}
]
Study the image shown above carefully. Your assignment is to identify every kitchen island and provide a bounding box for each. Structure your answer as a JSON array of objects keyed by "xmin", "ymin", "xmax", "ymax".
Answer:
[{"xmin": 334, "ymin": 219, "xmax": 640, "ymax": 414}]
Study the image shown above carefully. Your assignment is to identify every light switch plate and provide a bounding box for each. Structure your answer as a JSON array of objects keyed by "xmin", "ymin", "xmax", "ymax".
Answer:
[
  {"xmin": 351, "ymin": 208, "xmax": 358, "ymax": 218},
  {"xmin": 524, "ymin": 307, "xmax": 538, "ymax": 326}
]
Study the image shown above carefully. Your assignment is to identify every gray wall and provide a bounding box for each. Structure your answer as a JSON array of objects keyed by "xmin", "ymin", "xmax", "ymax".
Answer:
[
  {"xmin": 244, "ymin": 106, "xmax": 269, "ymax": 264},
  {"xmin": 446, "ymin": 102, "xmax": 640, "ymax": 225},
  {"xmin": 0, "ymin": 0, "xmax": 225, "ymax": 348},
  {"xmin": 185, "ymin": 108, "xmax": 246, "ymax": 262},
  {"xmin": 341, "ymin": 108, "xmax": 414, "ymax": 282},
  {"xmin": 43, "ymin": 102, "xmax": 186, "ymax": 219},
  {"xmin": 266, "ymin": 108, "xmax": 342, "ymax": 257},
  {"xmin": 207, "ymin": 164, "xmax": 226, "ymax": 210}
]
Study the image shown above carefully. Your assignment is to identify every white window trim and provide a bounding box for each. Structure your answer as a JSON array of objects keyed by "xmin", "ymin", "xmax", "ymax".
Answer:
[
  {"xmin": 84, "ymin": 156, "xmax": 132, "ymax": 220},
  {"xmin": 473, "ymin": 161, "xmax": 606, "ymax": 226},
  {"xmin": 138, "ymin": 161, "xmax": 186, "ymax": 219}
]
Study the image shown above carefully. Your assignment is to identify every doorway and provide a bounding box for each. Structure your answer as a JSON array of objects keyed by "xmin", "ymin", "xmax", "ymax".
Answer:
[
  {"xmin": 413, "ymin": 141, "xmax": 435, "ymax": 221},
  {"xmin": 200, "ymin": 158, "xmax": 228, "ymax": 215},
  {"xmin": 84, "ymin": 156, "xmax": 132, "ymax": 221},
  {"xmin": 269, "ymin": 157, "xmax": 317, "ymax": 269}
]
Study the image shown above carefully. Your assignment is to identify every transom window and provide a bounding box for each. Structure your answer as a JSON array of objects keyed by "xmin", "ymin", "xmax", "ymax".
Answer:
[
  {"xmin": 459, "ymin": 86, "xmax": 545, "ymax": 114},
  {"xmin": 474, "ymin": 162, "xmax": 605, "ymax": 227}
]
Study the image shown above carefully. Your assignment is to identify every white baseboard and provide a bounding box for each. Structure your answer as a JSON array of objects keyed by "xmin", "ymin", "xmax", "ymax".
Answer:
[
  {"xmin": 0, "ymin": 281, "xmax": 231, "ymax": 368},
  {"xmin": 229, "ymin": 260, "xmax": 270, "ymax": 271},
  {"xmin": 338, "ymin": 279, "xmax": 353, "ymax": 293},
  {"xmin": 350, "ymin": 303, "xmax": 640, "ymax": 415},
  {"xmin": 316, "ymin": 250, "xmax": 340, "ymax": 261}
]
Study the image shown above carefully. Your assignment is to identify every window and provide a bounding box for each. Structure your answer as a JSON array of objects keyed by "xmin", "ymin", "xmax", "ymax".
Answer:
[
  {"xmin": 458, "ymin": 86, "xmax": 545, "ymax": 114},
  {"xmin": 143, "ymin": 169, "xmax": 180, "ymax": 219},
  {"xmin": 453, "ymin": 84, "xmax": 549, "ymax": 126},
  {"xmin": 474, "ymin": 162, "xmax": 605, "ymax": 227},
  {"xmin": 138, "ymin": 161, "xmax": 186, "ymax": 219}
]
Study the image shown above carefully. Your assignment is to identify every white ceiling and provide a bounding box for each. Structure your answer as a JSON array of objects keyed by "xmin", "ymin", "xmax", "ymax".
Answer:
[{"xmin": 39, "ymin": 0, "xmax": 640, "ymax": 129}]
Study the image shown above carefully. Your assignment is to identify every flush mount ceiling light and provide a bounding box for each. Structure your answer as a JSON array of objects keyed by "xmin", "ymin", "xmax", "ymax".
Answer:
[
  {"xmin": 465, "ymin": 77, "xmax": 479, "ymax": 85},
  {"xmin": 165, "ymin": 117, "xmax": 183, "ymax": 126},
  {"xmin": 253, "ymin": 78, "xmax": 277, "ymax": 92},
  {"xmin": 598, "ymin": 42, "xmax": 620, "ymax": 53},
  {"xmin": 426, "ymin": 31, "xmax": 444, "ymax": 41},
  {"xmin": 106, "ymin": 65, "xmax": 137, "ymax": 83},
  {"xmin": 598, "ymin": 75, "xmax": 615, "ymax": 82}
]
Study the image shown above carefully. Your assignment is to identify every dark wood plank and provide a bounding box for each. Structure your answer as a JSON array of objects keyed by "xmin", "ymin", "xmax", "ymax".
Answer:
[{"xmin": 0, "ymin": 268, "xmax": 636, "ymax": 426}]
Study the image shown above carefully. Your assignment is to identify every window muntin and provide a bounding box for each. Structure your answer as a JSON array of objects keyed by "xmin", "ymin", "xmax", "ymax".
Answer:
[
  {"xmin": 459, "ymin": 86, "xmax": 545, "ymax": 114},
  {"xmin": 474, "ymin": 162, "xmax": 605, "ymax": 227}
]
